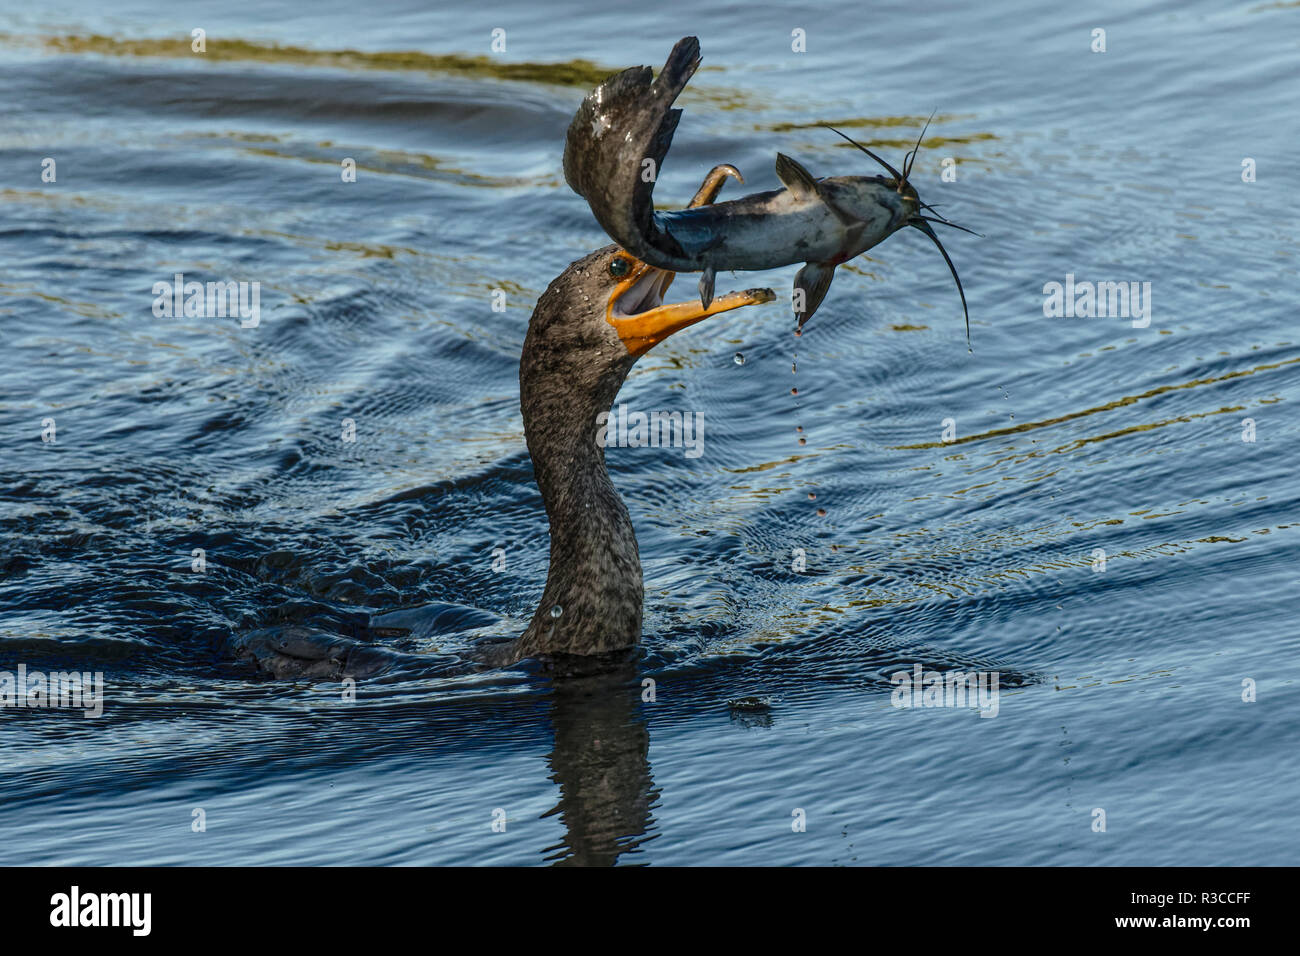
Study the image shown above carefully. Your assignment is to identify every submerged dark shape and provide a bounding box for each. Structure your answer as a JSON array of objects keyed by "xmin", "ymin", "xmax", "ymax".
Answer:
[{"xmin": 563, "ymin": 36, "xmax": 977, "ymax": 331}]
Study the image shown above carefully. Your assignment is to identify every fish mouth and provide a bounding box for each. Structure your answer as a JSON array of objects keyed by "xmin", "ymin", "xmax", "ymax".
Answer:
[{"xmin": 607, "ymin": 259, "xmax": 774, "ymax": 358}]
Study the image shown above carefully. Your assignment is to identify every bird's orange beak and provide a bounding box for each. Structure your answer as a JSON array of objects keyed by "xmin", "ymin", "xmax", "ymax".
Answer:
[
  {"xmin": 606, "ymin": 261, "xmax": 774, "ymax": 358},
  {"xmin": 604, "ymin": 163, "xmax": 774, "ymax": 358}
]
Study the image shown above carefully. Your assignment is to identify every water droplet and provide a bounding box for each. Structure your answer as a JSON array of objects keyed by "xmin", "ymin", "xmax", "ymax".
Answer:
[
  {"xmin": 795, "ymin": 426, "xmax": 803, "ymax": 433},
  {"xmin": 808, "ymin": 492, "xmax": 816, "ymax": 500},
  {"xmin": 734, "ymin": 352, "xmax": 745, "ymax": 365},
  {"xmin": 816, "ymin": 508, "xmax": 826, "ymax": 517},
  {"xmin": 550, "ymin": 605, "xmax": 563, "ymax": 619},
  {"xmin": 798, "ymin": 437, "xmax": 806, "ymax": 446},
  {"xmin": 791, "ymin": 387, "xmax": 798, "ymax": 396},
  {"xmin": 791, "ymin": 362, "xmax": 797, "ymax": 373},
  {"xmin": 793, "ymin": 328, "xmax": 803, "ymax": 338}
]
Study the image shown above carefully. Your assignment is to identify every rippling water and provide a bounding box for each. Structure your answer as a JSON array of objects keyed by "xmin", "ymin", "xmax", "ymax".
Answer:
[{"xmin": 3, "ymin": 0, "xmax": 1298, "ymax": 865}]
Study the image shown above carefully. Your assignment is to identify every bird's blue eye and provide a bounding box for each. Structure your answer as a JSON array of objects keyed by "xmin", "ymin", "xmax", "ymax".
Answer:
[{"xmin": 608, "ymin": 257, "xmax": 631, "ymax": 278}]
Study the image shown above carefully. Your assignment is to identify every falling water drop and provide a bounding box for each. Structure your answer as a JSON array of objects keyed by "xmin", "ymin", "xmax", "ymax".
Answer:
[
  {"xmin": 734, "ymin": 352, "xmax": 745, "ymax": 365},
  {"xmin": 791, "ymin": 330, "xmax": 821, "ymax": 514},
  {"xmin": 550, "ymin": 605, "xmax": 563, "ymax": 619}
]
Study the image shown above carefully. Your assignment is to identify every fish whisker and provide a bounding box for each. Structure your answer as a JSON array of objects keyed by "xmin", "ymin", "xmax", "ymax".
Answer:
[
  {"xmin": 824, "ymin": 125, "xmax": 903, "ymax": 183},
  {"xmin": 902, "ymin": 109, "xmax": 936, "ymax": 182},
  {"xmin": 914, "ymin": 215, "xmax": 984, "ymax": 237},
  {"xmin": 910, "ymin": 220, "xmax": 971, "ymax": 347},
  {"xmin": 918, "ymin": 201, "xmax": 955, "ymax": 221}
]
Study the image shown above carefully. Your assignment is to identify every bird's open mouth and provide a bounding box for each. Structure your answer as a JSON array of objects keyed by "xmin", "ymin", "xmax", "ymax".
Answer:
[
  {"xmin": 610, "ymin": 264, "xmax": 675, "ymax": 319},
  {"xmin": 607, "ymin": 259, "xmax": 774, "ymax": 358}
]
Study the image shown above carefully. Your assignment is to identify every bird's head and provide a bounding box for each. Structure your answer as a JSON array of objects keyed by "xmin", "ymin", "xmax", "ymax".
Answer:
[
  {"xmin": 520, "ymin": 245, "xmax": 773, "ymax": 416},
  {"xmin": 521, "ymin": 166, "xmax": 774, "ymax": 417},
  {"xmin": 601, "ymin": 247, "xmax": 775, "ymax": 358}
]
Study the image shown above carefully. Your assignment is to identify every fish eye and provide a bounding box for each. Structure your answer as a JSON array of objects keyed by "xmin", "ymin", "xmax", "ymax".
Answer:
[{"xmin": 608, "ymin": 257, "xmax": 632, "ymax": 279}]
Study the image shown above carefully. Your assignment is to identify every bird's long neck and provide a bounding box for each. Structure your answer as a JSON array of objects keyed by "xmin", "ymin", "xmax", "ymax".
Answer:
[{"xmin": 512, "ymin": 343, "xmax": 642, "ymax": 658}]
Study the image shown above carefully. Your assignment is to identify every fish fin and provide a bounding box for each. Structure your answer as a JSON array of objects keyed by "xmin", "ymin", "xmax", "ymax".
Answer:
[
  {"xmin": 793, "ymin": 261, "xmax": 837, "ymax": 327},
  {"xmin": 562, "ymin": 38, "xmax": 701, "ymax": 270},
  {"xmin": 650, "ymin": 36, "xmax": 701, "ymax": 104},
  {"xmin": 699, "ymin": 265, "xmax": 717, "ymax": 310},
  {"xmin": 775, "ymin": 153, "xmax": 822, "ymax": 200}
]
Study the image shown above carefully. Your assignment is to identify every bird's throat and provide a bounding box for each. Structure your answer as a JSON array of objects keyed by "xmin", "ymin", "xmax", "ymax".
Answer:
[{"xmin": 512, "ymin": 353, "xmax": 644, "ymax": 659}]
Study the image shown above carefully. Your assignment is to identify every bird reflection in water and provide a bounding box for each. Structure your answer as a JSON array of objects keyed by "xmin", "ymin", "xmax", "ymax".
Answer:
[{"xmin": 539, "ymin": 654, "xmax": 658, "ymax": 866}]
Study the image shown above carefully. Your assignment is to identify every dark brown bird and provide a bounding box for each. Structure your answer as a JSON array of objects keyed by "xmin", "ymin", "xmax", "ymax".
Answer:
[
  {"xmin": 232, "ymin": 173, "xmax": 770, "ymax": 678},
  {"xmin": 234, "ymin": 37, "xmax": 974, "ymax": 677},
  {"xmin": 496, "ymin": 167, "xmax": 773, "ymax": 663}
]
